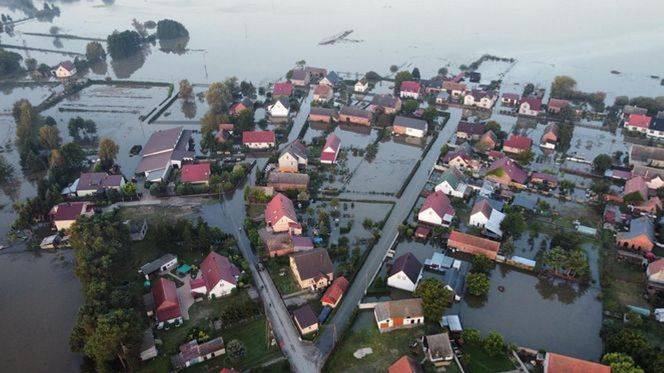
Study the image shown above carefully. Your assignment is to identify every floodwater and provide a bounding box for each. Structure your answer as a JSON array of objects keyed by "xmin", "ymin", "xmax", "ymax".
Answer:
[{"xmin": 2, "ymin": 0, "xmax": 664, "ymax": 371}]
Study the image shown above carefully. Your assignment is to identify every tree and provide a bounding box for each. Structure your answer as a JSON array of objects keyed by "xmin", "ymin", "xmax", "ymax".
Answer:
[
  {"xmin": 83, "ymin": 309, "xmax": 140, "ymax": 371},
  {"xmin": 513, "ymin": 148, "xmax": 534, "ymax": 165},
  {"xmin": 438, "ymin": 67, "xmax": 448, "ymax": 76},
  {"xmin": 394, "ymin": 71, "xmax": 413, "ymax": 92},
  {"xmin": 414, "ymin": 278, "xmax": 454, "ymax": 322},
  {"xmin": 156, "ymin": 19, "xmax": 189, "ymax": 39},
  {"xmin": 522, "ymin": 83, "xmax": 535, "ymax": 97},
  {"xmin": 61, "ymin": 142, "xmax": 86, "ymax": 171},
  {"xmin": 602, "ymin": 353, "xmax": 644, "ymax": 373},
  {"xmin": 421, "ymin": 107, "xmax": 437, "ymax": 125},
  {"xmin": 106, "ymin": 30, "xmax": 142, "ymax": 59},
  {"xmin": 593, "ymin": 154, "xmax": 613, "ymax": 173},
  {"xmin": 485, "ymin": 120, "xmax": 501, "ymax": 134},
  {"xmin": 122, "ymin": 182, "xmax": 137, "ymax": 198},
  {"xmin": 85, "ymin": 41, "xmax": 106, "ymax": 61},
  {"xmin": 365, "ymin": 71, "xmax": 382, "ymax": 81},
  {"xmin": 389, "ymin": 65, "xmax": 398, "ymax": 73},
  {"xmin": 49, "ymin": 149, "xmax": 65, "ymax": 168},
  {"xmin": 590, "ymin": 180, "xmax": 610, "ymax": 195},
  {"xmin": 330, "ymin": 198, "xmax": 340, "ymax": 209},
  {"xmin": 25, "ymin": 57, "xmax": 37, "ymax": 71},
  {"xmin": 559, "ymin": 179, "xmax": 576, "ymax": 195},
  {"xmin": 604, "ymin": 328, "xmax": 653, "ymax": 372},
  {"xmin": 0, "ymin": 154, "xmax": 15, "ymax": 185},
  {"xmin": 500, "ymin": 210, "xmax": 525, "ymax": 238},
  {"xmin": 471, "ymin": 254, "xmax": 494, "ymax": 274},
  {"xmin": 0, "ymin": 48, "xmax": 23, "ymax": 76},
  {"xmin": 411, "ymin": 67, "xmax": 421, "ymax": 80},
  {"xmin": 466, "ymin": 272, "xmax": 490, "ymax": 296},
  {"xmin": 558, "ymin": 105, "xmax": 576, "ymax": 122},
  {"xmin": 461, "ymin": 328, "xmax": 481, "ymax": 344},
  {"xmin": 68, "ymin": 117, "xmax": 97, "ymax": 141},
  {"xmin": 227, "ymin": 339, "xmax": 246, "ymax": 362},
  {"xmin": 38, "ymin": 125, "xmax": 61, "ymax": 149},
  {"xmin": 551, "ymin": 75, "xmax": 577, "ymax": 98},
  {"xmin": 98, "ymin": 138, "xmax": 119, "ymax": 166},
  {"xmin": 402, "ymin": 99, "xmax": 419, "ymax": 114},
  {"xmin": 206, "ymin": 78, "xmax": 237, "ymax": 113},
  {"xmin": 179, "ymin": 79, "xmax": 193, "ymax": 101},
  {"xmin": 483, "ymin": 331, "xmax": 505, "ymax": 357}
]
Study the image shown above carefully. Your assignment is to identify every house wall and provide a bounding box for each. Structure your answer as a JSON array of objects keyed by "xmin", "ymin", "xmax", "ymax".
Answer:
[
  {"xmin": 626, "ymin": 125, "xmax": 647, "ymax": 133},
  {"xmin": 308, "ymin": 114, "xmax": 332, "ymax": 123},
  {"xmin": 296, "ymin": 319, "xmax": 319, "ymax": 335},
  {"xmin": 269, "ymin": 103, "xmax": 289, "ymax": 117},
  {"xmin": 245, "ymin": 141, "xmax": 274, "ymax": 149},
  {"xmin": 503, "ymin": 145, "xmax": 526, "ymax": 154},
  {"xmin": 519, "ymin": 103, "xmax": 538, "ymax": 117},
  {"xmin": 647, "ymin": 129, "xmax": 664, "ymax": 138},
  {"xmin": 279, "ymin": 154, "xmax": 299, "ymax": 173},
  {"xmin": 289, "ymin": 258, "xmax": 333, "ymax": 289},
  {"xmin": 418, "ymin": 207, "xmax": 443, "ymax": 226},
  {"xmin": 463, "ymin": 96, "xmax": 475, "ymax": 106},
  {"xmin": 339, "ymin": 114, "xmax": 371, "ymax": 126},
  {"xmin": 355, "ymin": 83, "xmax": 368, "ymax": 92},
  {"xmin": 54, "ymin": 219, "xmax": 76, "ymax": 232},
  {"xmin": 271, "ymin": 216, "xmax": 296, "ymax": 233},
  {"xmin": 400, "ymin": 91, "xmax": 420, "ymax": 99},
  {"xmin": 469, "ymin": 213, "xmax": 489, "ymax": 228},
  {"xmin": 448, "ymin": 239, "xmax": 498, "ymax": 260},
  {"xmin": 375, "ymin": 316, "xmax": 424, "ymax": 333},
  {"xmin": 320, "ymin": 149, "xmax": 339, "ymax": 164},
  {"xmin": 618, "ymin": 235, "xmax": 654, "ymax": 252},
  {"xmin": 267, "ymin": 182, "xmax": 308, "ymax": 191},
  {"xmin": 322, "ymin": 295, "xmax": 342, "ymax": 308},
  {"xmin": 208, "ymin": 280, "xmax": 236, "ymax": 299},
  {"xmin": 55, "ymin": 66, "xmax": 75, "ymax": 78},
  {"xmin": 387, "ymin": 271, "xmax": 417, "ymax": 292},
  {"xmin": 393, "ymin": 125, "xmax": 425, "ymax": 138}
]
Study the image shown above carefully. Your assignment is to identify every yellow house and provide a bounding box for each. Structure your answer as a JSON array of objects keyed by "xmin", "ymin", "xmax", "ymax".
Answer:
[{"xmin": 289, "ymin": 249, "xmax": 333, "ymax": 289}]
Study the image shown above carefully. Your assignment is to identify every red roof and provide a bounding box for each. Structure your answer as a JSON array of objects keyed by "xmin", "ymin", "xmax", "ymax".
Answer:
[
  {"xmin": 531, "ymin": 172, "xmax": 558, "ymax": 184},
  {"xmin": 503, "ymin": 135, "xmax": 533, "ymax": 150},
  {"xmin": 190, "ymin": 278, "xmax": 206, "ymax": 290},
  {"xmin": 647, "ymin": 258, "xmax": 664, "ymax": 277},
  {"xmin": 389, "ymin": 355, "xmax": 422, "ymax": 373},
  {"xmin": 520, "ymin": 97, "xmax": 542, "ymax": 111},
  {"xmin": 273, "ymin": 82, "xmax": 293, "ymax": 96},
  {"xmin": 314, "ymin": 84, "xmax": 332, "ymax": 96},
  {"xmin": 321, "ymin": 133, "xmax": 341, "ymax": 163},
  {"xmin": 49, "ymin": 201, "xmax": 92, "ymax": 221},
  {"xmin": 229, "ymin": 102, "xmax": 249, "ymax": 115},
  {"xmin": 220, "ymin": 369, "xmax": 240, "ymax": 373},
  {"xmin": 415, "ymin": 226, "xmax": 430, "ymax": 238},
  {"xmin": 448, "ymin": 230, "xmax": 500, "ymax": 256},
  {"xmin": 243, "ymin": 130, "xmax": 275, "ymax": 145},
  {"xmin": 265, "ymin": 193, "xmax": 297, "ymax": 227},
  {"xmin": 545, "ymin": 352, "xmax": 610, "ymax": 373},
  {"xmin": 502, "ymin": 92, "xmax": 520, "ymax": 100},
  {"xmin": 548, "ymin": 98, "xmax": 570, "ymax": 109},
  {"xmin": 419, "ymin": 191, "xmax": 455, "ymax": 220},
  {"xmin": 322, "ymin": 276, "xmax": 349, "ymax": 307},
  {"xmin": 200, "ymin": 252, "xmax": 240, "ymax": 292},
  {"xmin": 180, "ymin": 163, "xmax": 211, "ymax": 183},
  {"xmin": 487, "ymin": 157, "xmax": 528, "ymax": 184},
  {"xmin": 400, "ymin": 81, "xmax": 422, "ymax": 93},
  {"xmin": 627, "ymin": 113, "xmax": 652, "ymax": 129},
  {"xmin": 625, "ymin": 176, "xmax": 648, "ymax": 198},
  {"xmin": 218, "ymin": 123, "xmax": 234, "ymax": 131},
  {"xmin": 152, "ymin": 278, "xmax": 182, "ymax": 322}
]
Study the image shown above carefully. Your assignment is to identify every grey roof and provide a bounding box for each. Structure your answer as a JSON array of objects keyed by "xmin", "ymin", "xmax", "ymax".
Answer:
[
  {"xmin": 267, "ymin": 171, "xmax": 309, "ymax": 186},
  {"xmin": 630, "ymin": 145, "xmax": 664, "ymax": 165},
  {"xmin": 456, "ymin": 121, "xmax": 485, "ymax": 135},
  {"xmin": 324, "ymin": 71, "xmax": 340, "ymax": 85},
  {"xmin": 277, "ymin": 96, "xmax": 291, "ymax": 109},
  {"xmin": 624, "ymin": 105, "xmax": 648, "ymax": 116},
  {"xmin": 141, "ymin": 328, "xmax": 156, "ymax": 352},
  {"xmin": 140, "ymin": 253, "xmax": 177, "ymax": 275},
  {"xmin": 424, "ymin": 333, "xmax": 453, "ymax": 361},
  {"xmin": 371, "ymin": 94, "xmax": 399, "ymax": 108},
  {"xmin": 281, "ymin": 140, "xmax": 308, "ymax": 160},
  {"xmin": 389, "ymin": 252, "xmax": 422, "ymax": 284},
  {"xmin": 77, "ymin": 172, "xmax": 124, "ymax": 192},
  {"xmin": 618, "ymin": 216, "xmax": 654, "ymax": 242},
  {"xmin": 291, "ymin": 69, "xmax": 308, "ymax": 80},
  {"xmin": 440, "ymin": 166, "xmax": 465, "ymax": 189},
  {"xmin": 143, "ymin": 127, "xmax": 185, "ymax": 156},
  {"xmin": 293, "ymin": 304, "xmax": 318, "ymax": 328},
  {"xmin": 650, "ymin": 118, "xmax": 664, "ymax": 132},
  {"xmin": 136, "ymin": 129, "xmax": 194, "ymax": 174},
  {"xmin": 291, "ymin": 248, "xmax": 333, "ymax": 281},
  {"xmin": 393, "ymin": 116, "xmax": 428, "ymax": 131},
  {"xmin": 309, "ymin": 107, "xmax": 337, "ymax": 117},
  {"xmin": 374, "ymin": 298, "xmax": 423, "ymax": 321},
  {"xmin": 340, "ymin": 106, "xmax": 371, "ymax": 119}
]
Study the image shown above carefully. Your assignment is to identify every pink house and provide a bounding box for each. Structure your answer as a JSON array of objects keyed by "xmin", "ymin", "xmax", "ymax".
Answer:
[{"xmin": 320, "ymin": 133, "xmax": 341, "ymax": 165}]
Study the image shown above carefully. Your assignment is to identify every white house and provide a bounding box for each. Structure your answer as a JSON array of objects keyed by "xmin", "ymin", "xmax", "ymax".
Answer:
[
  {"xmin": 434, "ymin": 166, "xmax": 468, "ymax": 198},
  {"xmin": 196, "ymin": 252, "xmax": 240, "ymax": 299},
  {"xmin": 392, "ymin": 116, "xmax": 428, "ymax": 138},
  {"xmin": 354, "ymin": 78, "xmax": 369, "ymax": 93},
  {"xmin": 374, "ymin": 298, "xmax": 424, "ymax": 333},
  {"xmin": 242, "ymin": 130, "xmax": 276, "ymax": 149},
  {"xmin": 463, "ymin": 90, "xmax": 496, "ymax": 109},
  {"xmin": 320, "ymin": 133, "xmax": 341, "ymax": 164},
  {"xmin": 518, "ymin": 97, "xmax": 541, "ymax": 117},
  {"xmin": 267, "ymin": 97, "xmax": 290, "ymax": 117},
  {"xmin": 54, "ymin": 61, "xmax": 76, "ymax": 78},
  {"xmin": 418, "ymin": 191, "xmax": 456, "ymax": 227},
  {"xmin": 387, "ymin": 253, "xmax": 423, "ymax": 292},
  {"xmin": 469, "ymin": 199, "xmax": 505, "ymax": 237}
]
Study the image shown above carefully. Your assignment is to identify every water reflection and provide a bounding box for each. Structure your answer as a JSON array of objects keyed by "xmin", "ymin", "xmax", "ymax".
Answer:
[
  {"xmin": 181, "ymin": 100, "xmax": 197, "ymax": 119},
  {"xmin": 111, "ymin": 51, "xmax": 147, "ymax": 79},
  {"xmin": 159, "ymin": 36, "xmax": 190, "ymax": 54},
  {"xmin": 89, "ymin": 60, "xmax": 108, "ymax": 76},
  {"xmin": 535, "ymin": 276, "xmax": 588, "ymax": 305}
]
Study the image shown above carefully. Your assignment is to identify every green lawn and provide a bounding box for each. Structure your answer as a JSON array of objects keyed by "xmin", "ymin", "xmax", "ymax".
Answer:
[
  {"xmin": 460, "ymin": 343, "xmax": 517, "ymax": 373},
  {"xmin": 324, "ymin": 325, "xmax": 426, "ymax": 373},
  {"xmin": 264, "ymin": 258, "xmax": 300, "ymax": 295},
  {"xmin": 600, "ymin": 248, "xmax": 649, "ymax": 311}
]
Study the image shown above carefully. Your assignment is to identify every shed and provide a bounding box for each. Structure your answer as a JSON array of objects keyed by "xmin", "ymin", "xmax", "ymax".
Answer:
[{"xmin": 440, "ymin": 315, "xmax": 462, "ymax": 332}]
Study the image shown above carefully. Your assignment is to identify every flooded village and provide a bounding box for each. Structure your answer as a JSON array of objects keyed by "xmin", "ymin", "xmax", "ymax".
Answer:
[{"xmin": 1, "ymin": 1, "xmax": 664, "ymax": 373}]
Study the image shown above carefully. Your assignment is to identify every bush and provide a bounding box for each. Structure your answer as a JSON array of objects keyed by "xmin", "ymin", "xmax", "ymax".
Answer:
[
  {"xmin": 156, "ymin": 19, "xmax": 189, "ymax": 39},
  {"xmin": 106, "ymin": 30, "xmax": 142, "ymax": 59},
  {"xmin": 461, "ymin": 328, "xmax": 481, "ymax": 344}
]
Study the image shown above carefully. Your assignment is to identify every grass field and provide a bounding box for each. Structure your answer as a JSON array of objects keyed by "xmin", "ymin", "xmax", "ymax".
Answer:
[
  {"xmin": 264, "ymin": 258, "xmax": 300, "ymax": 295},
  {"xmin": 600, "ymin": 248, "xmax": 649, "ymax": 311},
  {"xmin": 459, "ymin": 343, "xmax": 516, "ymax": 373}
]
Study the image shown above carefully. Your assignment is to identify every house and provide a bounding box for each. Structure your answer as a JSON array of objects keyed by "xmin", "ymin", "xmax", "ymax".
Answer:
[
  {"xmin": 135, "ymin": 126, "xmax": 194, "ymax": 182},
  {"xmin": 278, "ymin": 141, "xmax": 308, "ymax": 172},
  {"xmin": 603, "ymin": 204, "xmax": 625, "ymax": 229},
  {"xmin": 455, "ymin": 121, "xmax": 485, "ymax": 140},
  {"xmin": 436, "ymin": 91, "xmax": 450, "ymax": 105},
  {"xmin": 625, "ymin": 113, "xmax": 652, "ymax": 133},
  {"xmin": 476, "ymin": 130, "xmax": 498, "ymax": 152},
  {"xmin": 265, "ymin": 193, "xmax": 299, "ymax": 233},
  {"xmin": 53, "ymin": 60, "xmax": 76, "ymax": 78},
  {"xmin": 422, "ymin": 333, "xmax": 453, "ymax": 367},
  {"xmin": 540, "ymin": 123, "xmax": 560, "ymax": 149},
  {"xmin": 400, "ymin": 81, "xmax": 422, "ymax": 99},
  {"xmin": 195, "ymin": 252, "xmax": 240, "ymax": 299},
  {"xmin": 547, "ymin": 98, "xmax": 571, "ymax": 114},
  {"xmin": 624, "ymin": 176, "xmax": 649, "ymax": 202},
  {"xmin": 289, "ymin": 248, "xmax": 334, "ymax": 289},
  {"xmin": 469, "ymin": 199, "xmax": 505, "ymax": 237},
  {"xmin": 448, "ymin": 230, "xmax": 500, "ymax": 260},
  {"xmin": 242, "ymin": 130, "xmax": 276, "ymax": 149},
  {"xmin": 140, "ymin": 329, "xmax": 158, "ymax": 361},
  {"xmin": 339, "ymin": 106, "xmax": 372, "ymax": 126},
  {"xmin": 374, "ymin": 298, "xmax": 424, "ymax": 333},
  {"xmin": 531, "ymin": 172, "xmax": 559, "ymax": 188},
  {"xmin": 442, "ymin": 148, "xmax": 480, "ymax": 171},
  {"xmin": 320, "ymin": 133, "xmax": 342, "ymax": 164},
  {"xmin": 434, "ymin": 166, "xmax": 468, "ymax": 198},
  {"xmin": 354, "ymin": 78, "xmax": 369, "ymax": 93},
  {"xmin": 442, "ymin": 81, "xmax": 467, "ymax": 97},
  {"xmin": 519, "ymin": 97, "xmax": 542, "ymax": 117},
  {"xmin": 215, "ymin": 128, "xmax": 231, "ymax": 143},
  {"xmin": 617, "ymin": 216, "xmax": 655, "ymax": 252},
  {"xmin": 139, "ymin": 253, "xmax": 178, "ymax": 279},
  {"xmin": 272, "ymin": 82, "xmax": 293, "ymax": 98},
  {"xmin": 501, "ymin": 92, "xmax": 520, "ymax": 106},
  {"xmin": 304, "ymin": 66, "xmax": 327, "ymax": 78},
  {"xmin": 389, "ymin": 356, "xmax": 423, "ymax": 373},
  {"xmin": 371, "ymin": 94, "xmax": 402, "ymax": 114},
  {"xmin": 320, "ymin": 71, "xmax": 340, "ymax": 87},
  {"xmin": 634, "ymin": 196, "xmax": 662, "ymax": 215},
  {"xmin": 68, "ymin": 172, "xmax": 125, "ymax": 196},
  {"xmin": 647, "ymin": 117, "xmax": 664, "ymax": 139},
  {"xmin": 321, "ymin": 276, "xmax": 349, "ymax": 308},
  {"xmin": 267, "ymin": 171, "xmax": 309, "ymax": 191},
  {"xmin": 418, "ymin": 191, "xmax": 456, "ymax": 227},
  {"xmin": 229, "ymin": 99, "xmax": 252, "ymax": 115},
  {"xmin": 49, "ymin": 201, "xmax": 94, "ymax": 231},
  {"xmin": 293, "ymin": 304, "xmax": 319, "ymax": 335},
  {"xmin": 486, "ymin": 156, "xmax": 529, "ymax": 186},
  {"xmin": 623, "ymin": 105, "xmax": 648, "ymax": 120},
  {"xmin": 421, "ymin": 78, "xmax": 444, "ymax": 94},
  {"xmin": 307, "ymin": 108, "xmax": 337, "ymax": 125},
  {"xmin": 290, "ymin": 69, "xmax": 310, "ymax": 87},
  {"xmin": 172, "ymin": 337, "xmax": 225, "ymax": 369},
  {"xmin": 630, "ymin": 144, "xmax": 664, "ymax": 168},
  {"xmin": 632, "ymin": 165, "xmax": 664, "ymax": 190},
  {"xmin": 259, "ymin": 230, "xmax": 295, "ymax": 257},
  {"xmin": 267, "ymin": 97, "xmax": 291, "ymax": 117},
  {"xmin": 647, "ymin": 259, "xmax": 664, "ymax": 292},
  {"xmin": 180, "ymin": 163, "xmax": 211, "ymax": 185},
  {"xmin": 292, "ymin": 236, "xmax": 314, "ymax": 252},
  {"xmin": 151, "ymin": 278, "xmax": 183, "ymax": 329},
  {"xmin": 313, "ymin": 84, "xmax": 333, "ymax": 102},
  {"xmin": 463, "ymin": 90, "xmax": 496, "ymax": 109},
  {"xmin": 543, "ymin": 352, "xmax": 610, "ymax": 373},
  {"xmin": 387, "ymin": 252, "xmax": 423, "ymax": 292},
  {"xmin": 503, "ymin": 134, "xmax": 533, "ymax": 154},
  {"xmin": 392, "ymin": 116, "xmax": 428, "ymax": 138}
]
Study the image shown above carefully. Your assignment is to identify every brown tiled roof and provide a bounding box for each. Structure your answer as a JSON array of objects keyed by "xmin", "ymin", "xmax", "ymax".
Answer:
[{"xmin": 291, "ymin": 248, "xmax": 333, "ymax": 281}]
